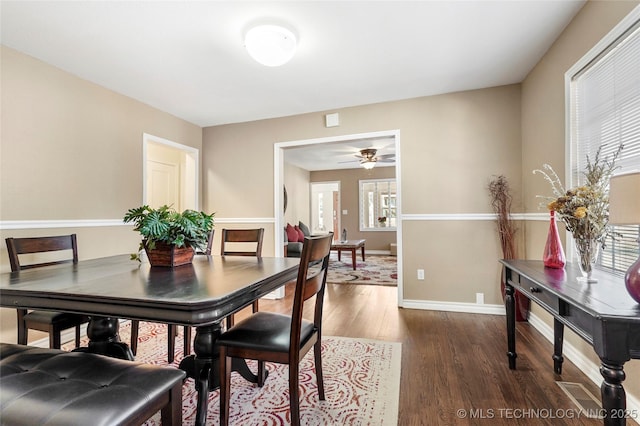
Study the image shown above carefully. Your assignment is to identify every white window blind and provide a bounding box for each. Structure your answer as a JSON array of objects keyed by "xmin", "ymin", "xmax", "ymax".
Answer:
[{"xmin": 569, "ymin": 15, "xmax": 640, "ymax": 275}]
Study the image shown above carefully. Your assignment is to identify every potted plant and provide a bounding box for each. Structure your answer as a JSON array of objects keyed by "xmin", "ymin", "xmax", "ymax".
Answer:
[{"xmin": 123, "ymin": 205, "xmax": 214, "ymax": 267}]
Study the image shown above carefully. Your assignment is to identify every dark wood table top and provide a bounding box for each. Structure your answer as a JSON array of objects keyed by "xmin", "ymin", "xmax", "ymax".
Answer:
[
  {"xmin": 500, "ymin": 259, "xmax": 640, "ymax": 320},
  {"xmin": 0, "ymin": 254, "xmax": 300, "ymax": 326}
]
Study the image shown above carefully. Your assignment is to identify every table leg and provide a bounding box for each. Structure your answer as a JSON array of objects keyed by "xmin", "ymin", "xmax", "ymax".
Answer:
[
  {"xmin": 361, "ymin": 245, "xmax": 365, "ymax": 261},
  {"xmin": 16, "ymin": 309, "xmax": 27, "ymax": 345},
  {"xmin": 179, "ymin": 323, "xmax": 220, "ymax": 426},
  {"xmin": 337, "ymin": 249, "xmax": 342, "ymax": 261},
  {"xmin": 72, "ymin": 316, "xmax": 134, "ymax": 360},
  {"xmin": 505, "ymin": 283, "xmax": 517, "ymax": 369},
  {"xmin": 179, "ymin": 322, "xmax": 267, "ymax": 426},
  {"xmin": 600, "ymin": 360, "xmax": 627, "ymax": 426},
  {"xmin": 351, "ymin": 249, "xmax": 357, "ymax": 270},
  {"xmin": 553, "ymin": 318, "xmax": 564, "ymax": 375}
]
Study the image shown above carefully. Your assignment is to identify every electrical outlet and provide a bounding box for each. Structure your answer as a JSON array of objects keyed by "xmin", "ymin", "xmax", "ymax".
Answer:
[
  {"xmin": 417, "ymin": 269, "xmax": 425, "ymax": 280},
  {"xmin": 476, "ymin": 293, "xmax": 484, "ymax": 304}
]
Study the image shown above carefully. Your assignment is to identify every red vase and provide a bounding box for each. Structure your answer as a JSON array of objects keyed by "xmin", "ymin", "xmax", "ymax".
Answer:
[{"xmin": 543, "ymin": 211, "xmax": 565, "ymax": 269}]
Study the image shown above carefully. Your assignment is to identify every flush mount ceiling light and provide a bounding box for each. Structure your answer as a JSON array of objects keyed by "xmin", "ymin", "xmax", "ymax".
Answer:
[{"xmin": 244, "ymin": 24, "xmax": 297, "ymax": 67}]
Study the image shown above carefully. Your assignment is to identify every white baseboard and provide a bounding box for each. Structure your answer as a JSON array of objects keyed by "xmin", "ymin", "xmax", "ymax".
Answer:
[
  {"xmin": 262, "ymin": 288, "xmax": 285, "ymax": 299},
  {"xmin": 366, "ymin": 250, "xmax": 392, "ymax": 255},
  {"xmin": 28, "ymin": 324, "xmax": 91, "ymax": 348},
  {"xmin": 402, "ymin": 299, "xmax": 505, "ymax": 315}
]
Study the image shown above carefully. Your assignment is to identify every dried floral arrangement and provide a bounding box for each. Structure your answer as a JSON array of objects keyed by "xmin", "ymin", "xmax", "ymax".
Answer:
[
  {"xmin": 488, "ymin": 175, "xmax": 517, "ymax": 260},
  {"xmin": 533, "ymin": 144, "xmax": 623, "ymax": 248}
]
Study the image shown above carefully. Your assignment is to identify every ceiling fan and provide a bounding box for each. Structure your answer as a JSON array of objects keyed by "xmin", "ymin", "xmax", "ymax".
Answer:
[{"xmin": 346, "ymin": 148, "xmax": 395, "ymax": 169}]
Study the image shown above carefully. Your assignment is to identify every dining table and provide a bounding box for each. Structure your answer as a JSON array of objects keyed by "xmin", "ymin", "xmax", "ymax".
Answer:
[{"xmin": 0, "ymin": 253, "xmax": 300, "ymax": 426}]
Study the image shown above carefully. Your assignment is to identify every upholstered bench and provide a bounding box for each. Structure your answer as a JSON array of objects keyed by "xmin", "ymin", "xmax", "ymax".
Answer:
[{"xmin": 0, "ymin": 343, "xmax": 186, "ymax": 426}]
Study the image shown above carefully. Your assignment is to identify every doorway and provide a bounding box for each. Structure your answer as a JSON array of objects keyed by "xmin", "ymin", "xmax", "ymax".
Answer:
[
  {"xmin": 274, "ymin": 129, "xmax": 402, "ymax": 306},
  {"xmin": 143, "ymin": 133, "xmax": 199, "ymax": 210},
  {"xmin": 310, "ymin": 181, "xmax": 340, "ymax": 236}
]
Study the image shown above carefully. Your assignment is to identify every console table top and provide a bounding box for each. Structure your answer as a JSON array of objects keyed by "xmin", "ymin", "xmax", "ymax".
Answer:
[{"xmin": 500, "ymin": 259, "xmax": 640, "ymax": 320}]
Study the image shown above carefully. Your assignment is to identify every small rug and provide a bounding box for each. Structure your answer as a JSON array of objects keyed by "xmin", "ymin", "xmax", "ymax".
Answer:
[
  {"xmin": 326, "ymin": 254, "xmax": 397, "ymax": 286},
  {"xmin": 64, "ymin": 321, "xmax": 401, "ymax": 426}
]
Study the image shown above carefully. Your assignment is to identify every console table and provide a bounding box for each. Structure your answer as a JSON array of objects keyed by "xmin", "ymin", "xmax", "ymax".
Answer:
[{"xmin": 501, "ymin": 260, "xmax": 640, "ymax": 426}]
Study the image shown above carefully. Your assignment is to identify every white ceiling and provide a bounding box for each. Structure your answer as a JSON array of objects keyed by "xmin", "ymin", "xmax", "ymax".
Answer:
[
  {"xmin": 284, "ymin": 135, "xmax": 397, "ymax": 171},
  {"xmin": 0, "ymin": 0, "xmax": 585, "ymax": 170}
]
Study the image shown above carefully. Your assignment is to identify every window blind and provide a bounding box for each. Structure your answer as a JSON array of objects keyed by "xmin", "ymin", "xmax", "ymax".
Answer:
[{"xmin": 570, "ymin": 17, "xmax": 640, "ymax": 275}]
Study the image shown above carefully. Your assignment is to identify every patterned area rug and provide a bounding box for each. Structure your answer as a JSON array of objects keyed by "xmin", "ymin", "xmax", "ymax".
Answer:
[
  {"xmin": 326, "ymin": 254, "xmax": 397, "ymax": 286},
  {"xmin": 64, "ymin": 321, "xmax": 401, "ymax": 426}
]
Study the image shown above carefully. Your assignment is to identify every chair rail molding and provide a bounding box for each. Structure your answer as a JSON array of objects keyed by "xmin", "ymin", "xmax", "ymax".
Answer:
[
  {"xmin": 214, "ymin": 217, "xmax": 275, "ymax": 224},
  {"xmin": 0, "ymin": 219, "xmax": 127, "ymax": 230},
  {"xmin": 401, "ymin": 213, "xmax": 541, "ymax": 221},
  {"xmin": 0, "ymin": 217, "xmax": 277, "ymax": 230}
]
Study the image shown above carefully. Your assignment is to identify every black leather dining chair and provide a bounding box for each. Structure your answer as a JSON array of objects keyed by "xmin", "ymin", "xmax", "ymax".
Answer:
[
  {"xmin": 217, "ymin": 233, "xmax": 332, "ymax": 426},
  {"xmin": 5, "ymin": 235, "xmax": 90, "ymax": 349},
  {"xmin": 220, "ymin": 228, "xmax": 265, "ymax": 328}
]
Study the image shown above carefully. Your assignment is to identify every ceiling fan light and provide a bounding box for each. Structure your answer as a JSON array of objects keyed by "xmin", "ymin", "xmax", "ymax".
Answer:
[
  {"xmin": 362, "ymin": 160, "xmax": 376, "ymax": 170},
  {"xmin": 245, "ymin": 25, "xmax": 297, "ymax": 67}
]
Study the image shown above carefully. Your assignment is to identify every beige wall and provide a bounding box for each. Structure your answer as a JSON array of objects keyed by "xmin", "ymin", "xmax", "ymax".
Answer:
[
  {"xmin": 0, "ymin": 46, "xmax": 202, "ymax": 342},
  {"xmin": 203, "ymin": 83, "xmax": 522, "ymax": 305},
  {"xmin": 284, "ymin": 162, "xmax": 310, "ymax": 226},
  {"xmin": 521, "ymin": 0, "xmax": 639, "ymax": 405},
  {"xmin": 310, "ymin": 166, "xmax": 396, "ymax": 251}
]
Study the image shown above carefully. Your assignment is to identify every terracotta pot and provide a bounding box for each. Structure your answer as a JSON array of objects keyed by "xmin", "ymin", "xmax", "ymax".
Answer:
[{"xmin": 144, "ymin": 241, "xmax": 195, "ymax": 267}]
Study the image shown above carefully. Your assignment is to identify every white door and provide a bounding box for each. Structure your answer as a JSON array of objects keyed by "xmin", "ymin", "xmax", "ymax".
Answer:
[
  {"xmin": 143, "ymin": 134, "xmax": 199, "ymax": 212},
  {"xmin": 310, "ymin": 181, "xmax": 340, "ymax": 235},
  {"xmin": 146, "ymin": 160, "xmax": 180, "ymax": 209}
]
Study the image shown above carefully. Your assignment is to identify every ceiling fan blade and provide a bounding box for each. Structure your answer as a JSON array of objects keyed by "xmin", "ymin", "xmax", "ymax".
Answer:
[{"xmin": 376, "ymin": 154, "xmax": 395, "ymax": 160}]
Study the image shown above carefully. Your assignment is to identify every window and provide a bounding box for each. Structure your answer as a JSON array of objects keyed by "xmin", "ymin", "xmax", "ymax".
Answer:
[
  {"xmin": 568, "ymin": 14, "xmax": 640, "ymax": 275},
  {"xmin": 359, "ymin": 179, "xmax": 396, "ymax": 231}
]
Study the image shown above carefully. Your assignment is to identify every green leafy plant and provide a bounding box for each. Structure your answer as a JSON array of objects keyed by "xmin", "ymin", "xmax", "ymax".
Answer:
[{"xmin": 123, "ymin": 205, "xmax": 214, "ymax": 260}]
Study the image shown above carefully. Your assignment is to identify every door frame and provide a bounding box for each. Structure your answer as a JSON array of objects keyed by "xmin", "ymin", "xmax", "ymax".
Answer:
[
  {"xmin": 142, "ymin": 133, "xmax": 200, "ymax": 209},
  {"xmin": 274, "ymin": 129, "xmax": 402, "ymax": 305}
]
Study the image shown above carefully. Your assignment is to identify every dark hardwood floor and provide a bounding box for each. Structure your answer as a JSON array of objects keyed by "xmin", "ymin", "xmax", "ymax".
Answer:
[{"xmin": 252, "ymin": 282, "xmax": 635, "ymax": 426}]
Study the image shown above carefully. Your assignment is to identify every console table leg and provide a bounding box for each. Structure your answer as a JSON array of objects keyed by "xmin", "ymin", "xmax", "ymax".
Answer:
[
  {"xmin": 553, "ymin": 318, "xmax": 564, "ymax": 375},
  {"xmin": 351, "ymin": 249, "xmax": 356, "ymax": 270},
  {"xmin": 505, "ymin": 282, "xmax": 517, "ymax": 369},
  {"xmin": 600, "ymin": 360, "xmax": 626, "ymax": 426}
]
